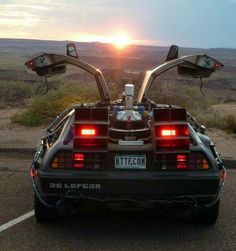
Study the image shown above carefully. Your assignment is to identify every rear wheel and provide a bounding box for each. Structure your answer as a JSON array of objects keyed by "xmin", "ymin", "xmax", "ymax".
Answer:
[
  {"xmin": 34, "ymin": 193, "xmax": 59, "ymax": 223},
  {"xmin": 192, "ymin": 199, "xmax": 219, "ymax": 225}
]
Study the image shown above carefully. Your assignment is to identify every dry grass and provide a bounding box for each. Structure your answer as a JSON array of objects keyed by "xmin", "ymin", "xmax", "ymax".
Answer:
[{"xmin": 12, "ymin": 84, "xmax": 100, "ymax": 126}]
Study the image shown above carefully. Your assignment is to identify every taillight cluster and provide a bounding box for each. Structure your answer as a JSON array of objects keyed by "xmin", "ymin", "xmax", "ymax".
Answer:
[
  {"xmin": 73, "ymin": 107, "xmax": 109, "ymax": 169},
  {"xmin": 51, "ymin": 150, "xmax": 73, "ymax": 169},
  {"xmin": 50, "ymin": 151, "xmax": 108, "ymax": 169},
  {"xmin": 50, "ymin": 107, "xmax": 109, "ymax": 170},
  {"xmin": 153, "ymin": 108, "xmax": 190, "ymax": 154},
  {"xmin": 156, "ymin": 152, "xmax": 210, "ymax": 170}
]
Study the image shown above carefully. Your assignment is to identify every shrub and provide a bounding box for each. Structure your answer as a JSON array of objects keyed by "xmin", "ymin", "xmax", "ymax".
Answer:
[
  {"xmin": 192, "ymin": 109, "xmax": 236, "ymax": 134},
  {"xmin": 223, "ymin": 114, "xmax": 236, "ymax": 133},
  {"xmin": 0, "ymin": 80, "xmax": 32, "ymax": 104},
  {"xmin": 12, "ymin": 84, "xmax": 100, "ymax": 126},
  {"xmin": 193, "ymin": 109, "xmax": 223, "ymax": 128}
]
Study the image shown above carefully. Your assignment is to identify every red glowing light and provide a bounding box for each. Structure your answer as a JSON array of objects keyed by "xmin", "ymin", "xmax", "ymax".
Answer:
[
  {"xmin": 74, "ymin": 163, "xmax": 84, "ymax": 168},
  {"xmin": 161, "ymin": 129, "xmax": 176, "ymax": 136},
  {"xmin": 81, "ymin": 128, "xmax": 96, "ymax": 136},
  {"xmin": 176, "ymin": 154, "xmax": 187, "ymax": 169},
  {"xmin": 74, "ymin": 153, "xmax": 84, "ymax": 161},
  {"xmin": 30, "ymin": 167, "xmax": 38, "ymax": 177},
  {"xmin": 214, "ymin": 63, "xmax": 221, "ymax": 69}
]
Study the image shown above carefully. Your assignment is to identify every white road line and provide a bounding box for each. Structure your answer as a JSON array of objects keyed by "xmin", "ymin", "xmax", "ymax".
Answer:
[{"xmin": 0, "ymin": 210, "xmax": 34, "ymax": 233}]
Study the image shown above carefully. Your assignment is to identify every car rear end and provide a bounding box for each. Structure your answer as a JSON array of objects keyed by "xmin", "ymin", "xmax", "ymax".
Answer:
[{"xmin": 31, "ymin": 105, "xmax": 225, "ymax": 215}]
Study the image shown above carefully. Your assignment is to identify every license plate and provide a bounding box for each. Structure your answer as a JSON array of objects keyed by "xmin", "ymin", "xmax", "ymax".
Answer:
[{"xmin": 115, "ymin": 155, "xmax": 146, "ymax": 169}]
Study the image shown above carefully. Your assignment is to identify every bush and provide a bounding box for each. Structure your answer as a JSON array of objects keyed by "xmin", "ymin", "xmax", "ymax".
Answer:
[
  {"xmin": 12, "ymin": 84, "xmax": 100, "ymax": 126},
  {"xmin": 0, "ymin": 80, "xmax": 32, "ymax": 104},
  {"xmin": 149, "ymin": 81, "xmax": 215, "ymax": 111},
  {"xmin": 148, "ymin": 80, "xmax": 236, "ymax": 133},
  {"xmin": 193, "ymin": 109, "xmax": 223, "ymax": 128},
  {"xmin": 223, "ymin": 114, "xmax": 236, "ymax": 133},
  {"xmin": 193, "ymin": 109, "xmax": 236, "ymax": 134}
]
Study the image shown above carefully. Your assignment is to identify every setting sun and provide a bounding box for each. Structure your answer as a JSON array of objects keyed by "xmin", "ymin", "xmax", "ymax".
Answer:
[
  {"xmin": 111, "ymin": 32, "xmax": 130, "ymax": 49},
  {"xmin": 72, "ymin": 32, "xmax": 131, "ymax": 49}
]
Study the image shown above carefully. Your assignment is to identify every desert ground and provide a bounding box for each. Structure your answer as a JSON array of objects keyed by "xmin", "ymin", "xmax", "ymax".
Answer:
[
  {"xmin": 0, "ymin": 39, "xmax": 236, "ymax": 162},
  {"xmin": 0, "ymin": 107, "xmax": 235, "ymax": 164}
]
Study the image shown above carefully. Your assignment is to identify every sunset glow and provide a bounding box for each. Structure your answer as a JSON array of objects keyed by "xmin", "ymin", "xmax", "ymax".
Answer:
[
  {"xmin": 0, "ymin": 1, "xmax": 234, "ymax": 48},
  {"xmin": 73, "ymin": 32, "xmax": 131, "ymax": 49},
  {"xmin": 111, "ymin": 32, "xmax": 130, "ymax": 49}
]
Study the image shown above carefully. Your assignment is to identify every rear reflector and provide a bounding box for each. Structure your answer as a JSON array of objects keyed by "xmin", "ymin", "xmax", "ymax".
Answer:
[
  {"xmin": 30, "ymin": 167, "xmax": 38, "ymax": 177},
  {"xmin": 220, "ymin": 168, "xmax": 227, "ymax": 183}
]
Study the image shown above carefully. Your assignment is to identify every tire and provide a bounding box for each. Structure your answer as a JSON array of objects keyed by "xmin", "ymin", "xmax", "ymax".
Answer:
[
  {"xmin": 192, "ymin": 199, "xmax": 220, "ymax": 225},
  {"xmin": 34, "ymin": 193, "xmax": 59, "ymax": 223}
]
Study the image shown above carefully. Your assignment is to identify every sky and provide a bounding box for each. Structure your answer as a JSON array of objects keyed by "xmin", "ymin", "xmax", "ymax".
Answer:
[{"xmin": 0, "ymin": 0, "xmax": 235, "ymax": 48}]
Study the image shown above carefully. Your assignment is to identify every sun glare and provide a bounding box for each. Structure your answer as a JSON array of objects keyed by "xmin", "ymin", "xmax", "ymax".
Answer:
[
  {"xmin": 111, "ymin": 33, "xmax": 130, "ymax": 49},
  {"xmin": 74, "ymin": 32, "xmax": 131, "ymax": 49}
]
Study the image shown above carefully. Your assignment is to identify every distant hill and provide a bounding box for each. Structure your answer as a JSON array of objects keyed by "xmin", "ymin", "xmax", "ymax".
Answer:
[
  {"xmin": 1, "ymin": 38, "xmax": 236, "ymax": 61},
  {"xmin": 0, "ymin": 38, "xmax": 236, "ymax": 78}
]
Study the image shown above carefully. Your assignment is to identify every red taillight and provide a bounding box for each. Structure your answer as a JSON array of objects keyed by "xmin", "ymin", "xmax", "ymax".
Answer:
[
  {"xmin": 161, "ymin": 129, "xmax": 176, "ymax": 136},
  {"xmin": 74, "ymin": 153, "xmax": 85, "ymax": 168},
  {"xmin": 81, "ymin": 128, "xmax": 96, "ymax": 136},
  {"xmin": 74, "ymin": 153, "xmax": 84, "ymax": 161},
  {"xmin": 176, "ymin": 154, "xmax": 187, "ymax": 169},
  {"xmin": 153, "ymin": 108, "xmax": 190, "ymax": 153},
  {"xmin": 74, "ymin": 163, "xmax": 84, "ymax": 168},
  {"xmin": 73, "ymin": 107, "xmax": 109, "ymax": 168},
  {"xmin": 156, "ymin": 125, "xmax": 189, "ymax": 138}
]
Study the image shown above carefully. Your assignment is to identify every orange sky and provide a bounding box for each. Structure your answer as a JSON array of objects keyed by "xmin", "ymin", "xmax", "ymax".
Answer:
[{"xmin": 0, "ymin": 1, "xmax": 235, "ymax": 48}]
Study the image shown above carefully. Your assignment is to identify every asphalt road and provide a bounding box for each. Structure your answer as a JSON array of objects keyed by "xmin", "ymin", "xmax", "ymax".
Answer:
[{"xmin": 0, "ymin": 154, "xmax": 235, "ymax": 251}]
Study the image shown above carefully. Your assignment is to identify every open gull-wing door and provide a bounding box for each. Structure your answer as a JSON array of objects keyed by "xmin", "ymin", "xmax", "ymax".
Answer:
[
  {"xmin": 25, "ymin": 46, "xmax": 111, "ymax": 104},
  {"xmin": 137, "ymin": 45, "xmax": 223, "ymax": 103}
]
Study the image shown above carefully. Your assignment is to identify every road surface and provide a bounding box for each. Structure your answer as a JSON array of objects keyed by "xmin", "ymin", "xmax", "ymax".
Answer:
[{"xmin": 0, "ymin": 153, "xmax": 235, "ymax": 251}]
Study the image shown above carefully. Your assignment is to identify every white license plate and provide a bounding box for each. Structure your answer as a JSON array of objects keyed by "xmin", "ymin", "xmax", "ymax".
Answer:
[{"xmin": 115, "ymin": 155, "xmax": 146, "ymax": 169}]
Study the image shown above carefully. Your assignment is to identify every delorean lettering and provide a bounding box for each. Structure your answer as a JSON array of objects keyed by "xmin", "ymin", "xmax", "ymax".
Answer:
[{"xmin": 49, "ymin": 183, "xmax": 101, "ymax": 190}]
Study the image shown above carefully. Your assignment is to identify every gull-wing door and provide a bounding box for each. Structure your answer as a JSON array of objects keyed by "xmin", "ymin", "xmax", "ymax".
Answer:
[
  {"xmin": 25, "ymin": 44, "xmax": 111, "ymax": 104},
  {"xmin": 137, "ymin": 45, "xmax": 223, "ymax": 103}
]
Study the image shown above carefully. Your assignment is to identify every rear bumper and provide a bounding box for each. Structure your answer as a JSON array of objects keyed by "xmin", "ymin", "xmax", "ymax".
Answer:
[{"xmin": 34, "ymin": 170, "xmax": 221, "ymax": 209}]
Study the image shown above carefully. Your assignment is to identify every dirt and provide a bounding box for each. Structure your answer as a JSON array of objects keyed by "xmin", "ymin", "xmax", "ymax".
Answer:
[
  {"xmin": 0, "ymin": 107, "xmax": 235, "ymax": 161},
  {"xmin": 0, "ymin": 107, "xmax": 44, "ymax": 149},
  {"xmin": 207, "ymin": 129, "xmax": 236, "ymax": 161}
]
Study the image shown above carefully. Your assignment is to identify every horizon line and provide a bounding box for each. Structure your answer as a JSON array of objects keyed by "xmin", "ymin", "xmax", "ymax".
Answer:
[{"xmin": 0, "ymin": 37, "xmax": 236, "ymax": 50}]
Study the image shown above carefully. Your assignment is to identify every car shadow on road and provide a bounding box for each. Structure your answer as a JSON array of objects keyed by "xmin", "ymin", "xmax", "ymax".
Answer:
[{"xmin": 35, "ymin": 210, "xmax": 216, "ymax": 246}]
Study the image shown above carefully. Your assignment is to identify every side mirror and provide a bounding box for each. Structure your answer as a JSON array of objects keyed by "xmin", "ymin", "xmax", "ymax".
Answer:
[
  {"xmin": 166, "ymin": 45, "xmax": 178, "ymax": 61},
  {"xmin": 178, "ymin": 55, "xmax": 223, "ymax": 78},
  {"xmin": 67, "ymin": 43, "xmax": 78, "ymax": 58},
  {"xmin": 35, "ymin": 64, "xmax": 66, "ymax": 77},
  {"xmin": 25, "ymin": 54, "xmax": 67, "ymax": 77},
  {"xmin": 177, "ymin": 65, "xmax": 212, "ymax": 78}
]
